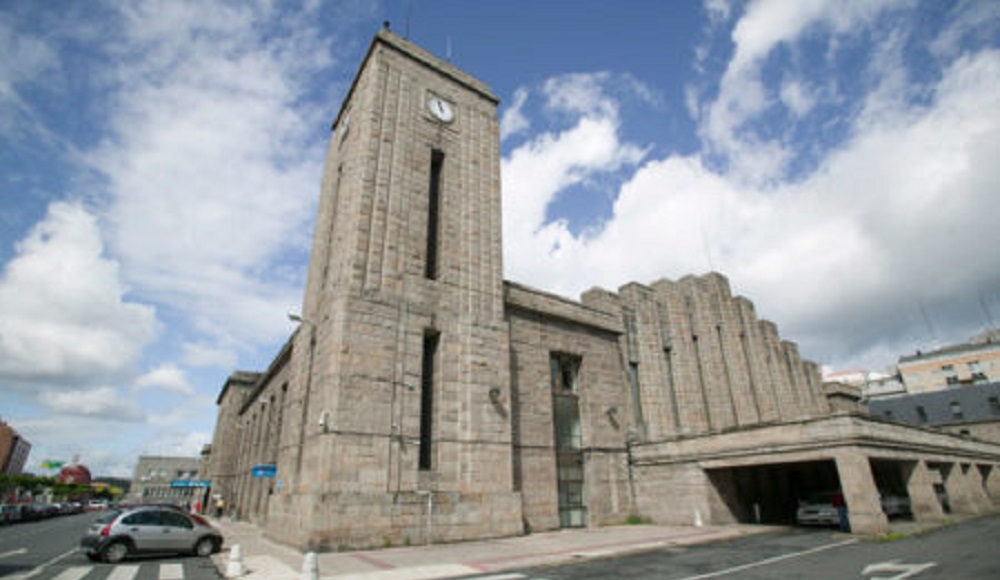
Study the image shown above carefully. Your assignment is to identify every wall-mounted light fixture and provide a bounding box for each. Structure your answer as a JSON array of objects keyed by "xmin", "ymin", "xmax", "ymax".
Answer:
[{"xmin": 606, "ymin": 406, "xmax": 620, "ymax": 429}]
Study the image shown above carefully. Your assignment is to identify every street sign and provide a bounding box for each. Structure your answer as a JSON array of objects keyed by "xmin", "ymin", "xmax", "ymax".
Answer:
[
  {"xmin": 252, "ymin": 464, "xmax": 277, "ymax": 478},
  {"xmin": 170, "ymin": 479, "xmax": 211, "ymax": 488}
]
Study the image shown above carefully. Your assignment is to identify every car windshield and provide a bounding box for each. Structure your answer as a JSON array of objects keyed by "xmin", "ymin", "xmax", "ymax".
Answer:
[{"xmin": 94, "ymin": 509, "xmax": 122, "ymax": 524}]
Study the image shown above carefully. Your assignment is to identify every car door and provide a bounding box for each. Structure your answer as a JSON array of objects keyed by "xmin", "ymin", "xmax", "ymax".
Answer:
[
  {"xmin": 157, "ymin": 510, "xmax": 196, "ymax": 552},
  {"xmin": 119, "ymin": 509, "xmax": 162, "ymax": 552}
]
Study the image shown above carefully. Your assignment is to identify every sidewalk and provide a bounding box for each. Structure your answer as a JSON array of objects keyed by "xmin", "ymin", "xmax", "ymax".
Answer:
[{"xmin": 209, "ymin": 518, "xmax": 781, "ymax": 579}]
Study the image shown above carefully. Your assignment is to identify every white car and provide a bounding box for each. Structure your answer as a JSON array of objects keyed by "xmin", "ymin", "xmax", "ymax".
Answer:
[{"xmin": 796, "ymin": 493, "xmax": 841, "ymax": 526}]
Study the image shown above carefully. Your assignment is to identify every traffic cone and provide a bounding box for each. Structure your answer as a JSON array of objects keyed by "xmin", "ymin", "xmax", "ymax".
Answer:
[
  {"xmin": 226, "ymin": 544, "xmax": 247, "ymax": 577},
  {"xmin": 300, "ymin": 551, "xmax": 319, "ymax": 580}
]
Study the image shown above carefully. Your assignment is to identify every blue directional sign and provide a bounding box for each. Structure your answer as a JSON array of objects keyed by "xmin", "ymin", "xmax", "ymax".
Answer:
[
  {"xmin": 170, "ymin": 479, "xmax": 211, "ymax": 488},
  {"xmin": 251, "ymin": 464, "xmax": 277, "ymax": 478}
]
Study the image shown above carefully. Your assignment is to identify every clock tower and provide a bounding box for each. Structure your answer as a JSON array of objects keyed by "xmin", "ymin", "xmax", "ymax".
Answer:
[{"xmin": 268, "ymin": 28, "xmax": 521, "ymax": 549}]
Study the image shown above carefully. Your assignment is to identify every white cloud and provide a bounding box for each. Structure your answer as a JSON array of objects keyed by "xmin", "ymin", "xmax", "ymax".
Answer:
[
  {"xmin": 543, "ymin": 72, "xmax": 618, "ymax": 118},
  {"xmin": 0, "ymin": 16, "xmax": 60, "ymax": 136},
  {"xmin": 500, "ymin": 87, "xmax": 530, "ymax": 141},
  {"xmin": 135, "ymin": 363, "xmax": 195, "ymax": 396},
  {"xmin": 502, "ymin": 104, "xmax": 646, "ymax": 291},
  {"xmin": 39, "ymin": 386, "xmax": 145, "ymax": 421},
  {"xmin": 182, "ymin": 341, "xmax": 238, "ymax": 368},
  {"xmin": 701, "ymin": 0, "xmax": 901, "ymax": 184},
  {"xmin": 504, "ymin": 16, "xmax": 1000, "ymax": 370},
  {"xmin": 779, "ymin": 78, "xmax": 815, "ymax": 117},
  {"xmin": 89, "ymin": 0, "xmax": 334, "ymax": 352},
  {"xmin": 0, "ymin": 202, "xmax": 158, "ymax": 386},
  {"xmin": 140, "ymin": 429, "xmax": 210, "ymax": 458}
]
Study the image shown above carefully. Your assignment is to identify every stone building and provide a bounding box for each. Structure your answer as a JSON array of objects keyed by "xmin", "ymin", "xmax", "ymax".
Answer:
[
  {"xmin": 869, "ymin": 382, "xmax": 1000, "ymax": 443},
  {"xmin": 897, "ymin": 334, "xmax": 1000, "ymax": 394},
  {"xmin": 129, "ymin": 455, "xmax": 205, "ymax": 507},
  {"xmin": 207, "ymin": 28, "xmax": 1000, "ymax": 551},
  {"xmin": 0, "ymin": 419, "xmax": 31, "ymax": 475}
]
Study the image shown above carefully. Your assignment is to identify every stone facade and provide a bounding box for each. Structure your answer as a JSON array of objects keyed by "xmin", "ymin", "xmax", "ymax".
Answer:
[
  {"xmin": 898, "ymin": 339, "xmax": 1000, "ymax": 393},
  {"xmin": 129, "ymin": 456, "xmax": 203, "ymax": 506},
  {"xmin": 0, "ymin": 420, "xmax": 30, "ymax": 475},
  {"xmin": 207, "ymin": 28, "xmax": 1000, "ymax": 550}
]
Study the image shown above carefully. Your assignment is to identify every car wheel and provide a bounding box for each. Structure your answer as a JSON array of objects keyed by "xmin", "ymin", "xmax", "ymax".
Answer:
[
  {"xmin": 193, "ymin": 537, "xmax": 217, "ymax": 557},
  {"xmin": 102, "ymin": 541, "xmax": 130, "ymax": 564}
]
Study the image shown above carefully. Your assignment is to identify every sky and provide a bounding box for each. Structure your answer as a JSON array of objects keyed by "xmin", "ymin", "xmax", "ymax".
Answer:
[{"xmin": 2, "ymin": 0, "xmax": 999, "ymax": 478}]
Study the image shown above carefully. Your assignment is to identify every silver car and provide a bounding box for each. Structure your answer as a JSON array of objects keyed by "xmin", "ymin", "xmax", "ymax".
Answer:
[{"xmin": 80, "ymin": 506, "xmax": 222, "ymax": 563}]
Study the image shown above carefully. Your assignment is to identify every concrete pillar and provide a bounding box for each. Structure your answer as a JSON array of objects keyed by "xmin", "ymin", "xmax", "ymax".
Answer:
[
  {"xmin": 944, "ymin": 462, "xmax": 980, "ymax": 515},
  {"xmin": 982, "ymin": 464, "xmax": 1000, "ymax": 507},
  {"xmin": 835, "ymin": 451, "xmax": 888, "ymax": 534},
  {"xmin": 959, "ymin": 463, "xmax": 992, "ymax": 513},
  {"xmin": 904, "ymin": 460, "xmax": 945, "ymax": 522}
]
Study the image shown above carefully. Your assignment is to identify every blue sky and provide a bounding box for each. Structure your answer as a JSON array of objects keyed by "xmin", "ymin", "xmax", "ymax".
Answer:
[{"xmin": 2, "ymin": 0, "xmax": 999, "ymax": 478}]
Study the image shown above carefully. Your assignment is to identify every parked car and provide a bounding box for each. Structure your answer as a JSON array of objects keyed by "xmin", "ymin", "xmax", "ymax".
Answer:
[
  {"xmin": 80, "ymin": 505, "xmax": 223, "ymax": 563},
  {"xmin": 87, "ymin": 499, "xmax": 109, "ymax": 511},
  {"xmin": 0, "ymin": 504, "xmax": 22, "ymax": 525},
  {"xmin": 796, "ymin": 492, "xmax": 840, "ymax": 526},
  {"xmin": 880, "ymin": 494, "xmax": 912, "ymax": 518}
]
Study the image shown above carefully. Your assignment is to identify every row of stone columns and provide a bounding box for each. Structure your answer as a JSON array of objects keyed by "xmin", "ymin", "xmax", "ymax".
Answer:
[{"xmin": 835, "ymin": 449, "xmax": 998, "ymax": 534}]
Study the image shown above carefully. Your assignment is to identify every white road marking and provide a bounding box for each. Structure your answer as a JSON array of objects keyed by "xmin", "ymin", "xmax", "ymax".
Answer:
[
  {"xmin": 159, "ymin": 562, "xmax": 185, "ymax": 579},
  {"xmin": 674, "ymin": 538, "xmax": 859, "ymax": 580},
  {"xmin": 6, "ymin": 547, "xmax": 80, "ymax": 580},
  {"xmin": 862, "ymin": 560, "xmax": 937, "ymax": 579},
  {"xmin": 106, "ymin": 565, "xmax": 141, "ymax": 580},
  {"xmin": 0, "ymin": 548, "xmax": 28, "ymax": 559},
  {"xmin": 51, "ymin": 567, "xmax": 89, "ymax": 580}
]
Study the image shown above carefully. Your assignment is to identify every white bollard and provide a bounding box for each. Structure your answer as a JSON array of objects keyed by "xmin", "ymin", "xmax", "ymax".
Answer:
[
  {"xmin": 693, "ymin": 508, "xmax": 703, "ymax": 527},
  {"xmin": 226, "ymin": 544, "xmax": 247, "ymax": 577},
  {"xmin": 300, "ymin": 551, "xmax": 319, "ymax": 580}
]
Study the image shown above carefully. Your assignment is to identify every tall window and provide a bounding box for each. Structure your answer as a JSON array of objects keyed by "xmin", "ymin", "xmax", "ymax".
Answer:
[
  {"xmin": 425, "ymin": 150, "xmax": 444, "ymax": 279},
  {"xmin": 419, "ymin": 331, "xmax": 440, "ymax": 470},
  {"xmin": 550, "ymin": 353, "xmax": 581, "ymax": 394},
  {"xmin": 550, "ymin": 352, "xmax": 585, "ymax": 528},
  {"xmin": 628, "ymin": 362, "xmax": 645, "ymax": 432}
]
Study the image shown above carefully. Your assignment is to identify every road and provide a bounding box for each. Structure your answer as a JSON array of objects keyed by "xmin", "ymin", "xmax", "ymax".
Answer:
[
  {"xmin": 489, "ymin": 515, "xmax": 1000, "ymax": 580},
  {"xmin": 0, "ymin": 512, "xmax": 220, "ymax": 580}
]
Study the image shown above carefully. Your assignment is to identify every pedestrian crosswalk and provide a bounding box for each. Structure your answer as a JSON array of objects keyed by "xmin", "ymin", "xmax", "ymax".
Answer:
[{"xmin": 46, "ymin": 561, "xmax": 206, "ymax": 580}]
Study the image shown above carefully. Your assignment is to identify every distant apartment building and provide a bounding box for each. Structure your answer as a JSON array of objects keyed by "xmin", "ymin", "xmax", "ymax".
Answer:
[
  {"xmin": 129, "ymin": 456, "xmax": 207, "ymax": 507},
  {"xmin": 898, "ymin": 334, "xmax": 1000, "ymax": 394},
  {"xmin": 825, "ymin": 369, "xmax": 905, "ymax": 400},
  {"xmin": 0, "ymin": 420, "xmax": 31, "ymax": 475},
  {"xmin": 869, "ymin": 382, "xmax": 1000, "ymax": 443}
]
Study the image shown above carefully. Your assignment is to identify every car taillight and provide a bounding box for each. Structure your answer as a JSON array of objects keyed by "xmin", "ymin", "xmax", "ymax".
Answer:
[{"xmin": 100, "ymin": 524, "xmax": 112, "ymax": 537}]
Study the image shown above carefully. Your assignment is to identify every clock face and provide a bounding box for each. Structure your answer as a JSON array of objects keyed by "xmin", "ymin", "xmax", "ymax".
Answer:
[{"xmin": 428, "ymin": 97, "xmax": 454, "ymax": 123}]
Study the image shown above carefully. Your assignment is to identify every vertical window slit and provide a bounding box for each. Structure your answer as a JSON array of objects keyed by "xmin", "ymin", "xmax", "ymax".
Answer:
[
  {"xmin": 419, "ymin": 331, "xmax": 439, "ymax": 470},
  {"xmin": 425, "ymin": 150, "xmax": 444, "ymax": 280}
]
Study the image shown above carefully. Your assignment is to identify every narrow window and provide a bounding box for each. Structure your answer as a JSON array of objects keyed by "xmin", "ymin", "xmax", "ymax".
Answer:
[
  {"xmin": 950, "ymin": 401, "xmax": 963, "ymax": 420},
  {"xmin": 628, "ymin": 362, "xmax": 645, "ymax": 431},
  {"xmin": 419, "ymin": 331, "xmax": 439, "ymax": 470},
  {"xmin": 550, "ymin": 353, "xmax": 581, "ymax": 394},
  {"xmin": 425, "ymin": 150, "xmax": 444, "ymax": 279},
  {"xmin": 989, "ymin": 396, "xmax": 1000, "ymax": 415},
  {"xmin": 916, "ymin": 405, "xmax": 928, "ymax": 423}
]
